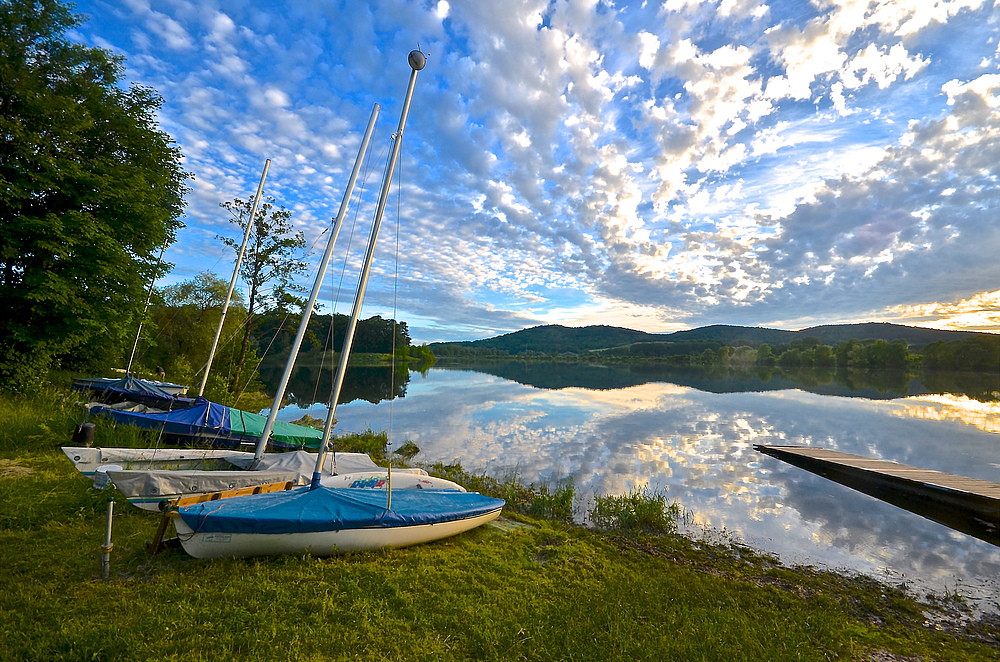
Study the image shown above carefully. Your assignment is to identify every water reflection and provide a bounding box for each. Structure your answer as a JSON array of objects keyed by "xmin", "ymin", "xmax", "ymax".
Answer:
[
  {"xmin": 258, "ymin": 362, "xmax": 409, "ymax": 408},
  {"xmin": 281, "ymin": 366, "xmax": 1000, "ymax": 609},
  {"xmin": 436, "ymin": 360, "xmax": 1000, "ymax": 402}
]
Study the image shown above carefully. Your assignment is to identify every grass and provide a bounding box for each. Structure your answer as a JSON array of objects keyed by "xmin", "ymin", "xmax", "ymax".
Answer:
[
  {"xmin": 1, "ymin": 388, "xmax": 998, "ymax": 661},
  {"xmin": 588, "ymin": 487, "xmax": 686, "ymax": 534}
]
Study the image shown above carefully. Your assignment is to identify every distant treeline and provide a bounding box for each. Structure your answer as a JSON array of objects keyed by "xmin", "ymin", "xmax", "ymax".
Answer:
[
  {"xmin": 433, "ymin": 335, "xmax": 1000, "ymax": 372},
  {"xmin": 253, "ymin": 312, "xmax": 413, "ymax": 358}
]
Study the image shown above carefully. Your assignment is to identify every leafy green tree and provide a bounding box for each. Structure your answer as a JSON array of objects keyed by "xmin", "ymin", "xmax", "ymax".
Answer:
[
  {"xmin": 813, "ymin": 344, "xmax": 836, "ymax": 368},
  {"xmin": 0, "ymin": 0, "xmax": 188, "ymax": 391},
  {"xmin": 755, "ymin": 344, "xmax": 776, "ymax": 366},
  {"xmin": 835, "ymin": 340, "xmax": 858, "ymax": 367},
  {"xmin": 143, "ymin": 272, "xmax": 248, "ymax": 398},
  {"xmin": 408, "ymin": 344, "xmax": 437, "ymax": 366},
  {"xmin": 777, "ymin": 348, "xmax": 802, "ymax": 367},
  {"xmin": 353, "ymin": 315, "xmax": 411, "ymax": 354},
  {"xmin": 920, "ymin": 336, "xmax": 999, "ymax": 372},
  {"xmin": 217, "ymin": 195, "xmax": 307, "ymax": 392},
  {"xmin": 728, "ymin": 346, "xmax": 757, "ymax": 367}
]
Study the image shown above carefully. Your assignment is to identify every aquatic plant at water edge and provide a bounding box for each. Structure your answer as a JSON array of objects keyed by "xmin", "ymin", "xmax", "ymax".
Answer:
[
  {"xmin": 420, "ymin": 463, "xmax": 576, "ymax": 523},
  {"xmin": 588, "ymin": 487, "xmax": 685, "ymax": 535}
]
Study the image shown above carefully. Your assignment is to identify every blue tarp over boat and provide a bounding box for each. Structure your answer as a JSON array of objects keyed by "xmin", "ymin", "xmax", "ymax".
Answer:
[
  {"xmin": 73, "ymin": 375, "xmax": 195, "ymax": 409},
  {"xmin": 90, "ymin": 398, "xmax": 325, "ymax": 450},
  {"xmin": 176, "ymin": 487, "xmax": 506, "ymax": 534}
]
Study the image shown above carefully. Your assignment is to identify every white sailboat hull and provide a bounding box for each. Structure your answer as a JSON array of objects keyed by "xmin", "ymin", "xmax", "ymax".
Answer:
[
  {"xmin": 108, "ymin": 470, "xmax": 304, "ymax": 511},
  {"xmin": 94, "ymin": 450, "xmax": 381, "ymax": 510},
  {"xmin": 320, "ymin": 471, "xmax": 465, "ymax": 492},
  {"xmin": 62, "ymin": 447, "xmax": 255, "ymax": 479},
  {"xmin": 173, "ymin": 506, "xmax": 502, "ymax": 559}
]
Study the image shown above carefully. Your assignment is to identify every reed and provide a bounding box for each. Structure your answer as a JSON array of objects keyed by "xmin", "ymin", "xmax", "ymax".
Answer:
[
  {"xmin": 588, "ymin": 487, "xmax": 686, "ymax": 535},
  {"xmin": 421, "ymin": 463, "xmax": 577, "ymax": 523}
]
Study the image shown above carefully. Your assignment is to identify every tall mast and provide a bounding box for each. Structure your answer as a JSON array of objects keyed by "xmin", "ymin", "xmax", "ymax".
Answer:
[
  {"xmin": 198, "ymin": 159, "xmax": 271, "ymax": 397},
  {"xmin": 252, "ymin": 105, "xmax": 381, "ymax": 462},
  {"xmin": 125, "ymin": 241, "xmax": 168, "ymax": 375},
  {"xmin": 310, "ymin": 50, "xmax": 426, "ymax": 489}
]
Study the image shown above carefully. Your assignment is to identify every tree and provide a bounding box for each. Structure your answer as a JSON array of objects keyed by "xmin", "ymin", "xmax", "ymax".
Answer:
[
  {"xmin": 0, "ymin": 0, "xmax": 188, "ymax": 391},
  {"xmin": 143, "ymin": 272, "xmax": 248, "ymax": 398},
  {"xmin": 217, "ymin": 196, "xmax": 308, "ymax": 392},
  {"xmin": 755, "ymin": 344, "xmax": 776, "ymax": 366}
]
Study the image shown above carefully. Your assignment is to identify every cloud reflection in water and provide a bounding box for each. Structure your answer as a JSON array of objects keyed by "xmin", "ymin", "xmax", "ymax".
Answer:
[{"xmin": 297, "ymin": 368, "xmax": 1000, "ymax": 607}]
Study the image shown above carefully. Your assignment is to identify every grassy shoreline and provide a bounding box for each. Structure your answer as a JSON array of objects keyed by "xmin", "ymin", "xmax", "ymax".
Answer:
[{"xmin": 1, "ymin": 388, "xmax": 997, "ymax": 661}]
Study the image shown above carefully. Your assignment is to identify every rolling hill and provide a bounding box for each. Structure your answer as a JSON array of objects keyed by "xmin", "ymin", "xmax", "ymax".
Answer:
[{"xmin": 429, "ymin": 322, "xmax": 986, "ymax": 356}]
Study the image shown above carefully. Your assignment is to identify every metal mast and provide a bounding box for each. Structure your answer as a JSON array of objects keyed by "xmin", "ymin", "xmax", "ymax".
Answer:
[
  {"xmin": 252, "ymin": 105, "xmax": 381, "ymax": 462},
  {"xmin": 198, "ymin": 159, "xmax": 271, "ymax": 397},
  {"xmin": 309, "ymin": 50, "xmax": 427, "ymax": 489}
]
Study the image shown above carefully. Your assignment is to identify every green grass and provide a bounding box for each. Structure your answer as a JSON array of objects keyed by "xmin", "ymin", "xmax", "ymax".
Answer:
[{"xmin": 0, "ymin": 389, "xmax": 997, "ymax": 661}]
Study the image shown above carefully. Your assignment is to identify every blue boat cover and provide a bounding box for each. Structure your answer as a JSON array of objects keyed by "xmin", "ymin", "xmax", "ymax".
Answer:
[
  {"xmin": 90, "ymin": 398, "xmax": 325, "ymax": 449},
  {"xmin": 73, "ymin": 375, "xmax": 195, "ymax": 409},
  {"xmin": 177, "ymin": 487, "xmax": 505, "ymax": 534}
]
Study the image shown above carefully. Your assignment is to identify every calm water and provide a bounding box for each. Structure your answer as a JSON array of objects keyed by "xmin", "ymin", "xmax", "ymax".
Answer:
[{"xmin": 273, "ymin": 362, "xmax": 1000, "ymax": 610}]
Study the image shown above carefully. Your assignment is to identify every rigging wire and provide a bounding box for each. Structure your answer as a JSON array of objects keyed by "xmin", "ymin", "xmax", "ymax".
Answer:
[
  {"xmin": 126, "ymin": 240, "xmax": 169, "ymax": 375},
  {"xmin": 317, "ymin": 135, "xmax": 392, "ymax": 415},
  {"xmin": 388, "ymin": 130, "xmax": 403, "ymax": 460}
]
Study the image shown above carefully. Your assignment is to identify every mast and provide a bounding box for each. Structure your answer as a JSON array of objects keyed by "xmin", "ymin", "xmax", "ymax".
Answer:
[
  {"xmin": 125, "ymin": 241, "xmax": 168, "ymax": 375},
  {"xmin": 309, "ymin": 50, "xmax": 426, "ymax": 489},
  {"xmin": 198, "ymin": 159, "xmax": 271, "ymax": 397},
  {"xmin": 252, "ymin": 104, "xmax": 381, "ymax": 462}
]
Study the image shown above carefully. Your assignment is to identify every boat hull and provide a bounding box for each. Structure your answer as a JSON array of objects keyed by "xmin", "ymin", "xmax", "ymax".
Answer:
[
  {"xmin": 93, "ymin": 450, "xmax": 379, "ymax": 510},
  {"xmin": 321, "ymin": 471, "xmax": 465, "ymax": 492},
  {"xmin": 172, "ymin": 486, "xmax": 505, "ymax": 558},
  {"xmin": 62, "ymin": 447, "xmax": 255, "ymax": 479},
  {"xmin": 174, "ymin": 507, "xmax": 502, "ymax": 558}
]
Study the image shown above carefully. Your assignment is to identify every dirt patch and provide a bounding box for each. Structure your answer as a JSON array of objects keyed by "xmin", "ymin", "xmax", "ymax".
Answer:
[
  {"xmin": 0, "ymin": 459, "xmax": 33, "ymax": 478},
  {"xmin": 856, "ymin": 650, "xmax": 922, "ymax": 662}
]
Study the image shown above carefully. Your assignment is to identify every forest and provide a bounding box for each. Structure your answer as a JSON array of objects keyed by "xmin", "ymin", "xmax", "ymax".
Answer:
[{"xmin": 433, "ymin": 328, "xmax": 1000, "ymax": 373}]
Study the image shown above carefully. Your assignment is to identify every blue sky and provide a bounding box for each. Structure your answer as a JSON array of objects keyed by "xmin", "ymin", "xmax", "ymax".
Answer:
[{"xmin": 70, "ymin": 0, "xmax": 1000, "ymax": 342}]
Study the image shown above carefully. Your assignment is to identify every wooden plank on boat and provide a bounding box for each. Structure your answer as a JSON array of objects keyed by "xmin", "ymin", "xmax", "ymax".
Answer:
[
  {"xmin": 167, "ymin": 479, "xmax": 296, "ymax": 507},
  {"xmin": 754, "ymin": 445, "xmax": 1000, "ymax": 546}
]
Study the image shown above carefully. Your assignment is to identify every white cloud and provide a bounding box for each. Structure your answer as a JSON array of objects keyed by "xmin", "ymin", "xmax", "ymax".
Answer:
[{"xmin": 70, "ymin": 0, "xmax": 1000, "ymax": 338}]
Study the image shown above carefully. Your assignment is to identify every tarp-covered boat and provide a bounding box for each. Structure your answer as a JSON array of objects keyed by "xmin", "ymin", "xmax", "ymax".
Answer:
[
  {"xmin": 73, "ymin": 375, "xmax": 194, "ymax": 409},
  {"xmin": 172, "ymin": 487, "xmax": 504, "ymax": 558},
  {"xmin": 109, "ymin": 465, "xmax": 462, "ymax": 511},
  {"xmin": 62, "ymin": 446, "xmax": 257, "ymax": 481},
  {"xmin": 88, "ymin": 398, "xmax": 324, "ymax": 450},
  {"xmin": 164, "ymin": 51, "xmax": 505, "ymax": 560},
  {"xmin": 101, "ymin": 450, "xmax": 382, "ymax": 510}
]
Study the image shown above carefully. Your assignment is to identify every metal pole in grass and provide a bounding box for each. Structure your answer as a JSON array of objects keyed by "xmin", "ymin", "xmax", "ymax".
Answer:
[{"xmin": 100, "ymin": 496, "xmax": 114, "ymax": 579}]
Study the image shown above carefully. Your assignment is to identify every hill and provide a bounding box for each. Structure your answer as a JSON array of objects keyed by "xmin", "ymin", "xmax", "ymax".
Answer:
[
  {"xmin": 429, "ymin": 322, "xmax": 985, "ymax": 356},
  {"xmin": 430, "ymin": 324, "xmax": 669, "ymax": 355}
]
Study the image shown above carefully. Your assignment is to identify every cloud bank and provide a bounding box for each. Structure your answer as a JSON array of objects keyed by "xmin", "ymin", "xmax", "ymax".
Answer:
[{"xmin": 72, "ymin": 0, "xmax": 1000, "ymax": 341}]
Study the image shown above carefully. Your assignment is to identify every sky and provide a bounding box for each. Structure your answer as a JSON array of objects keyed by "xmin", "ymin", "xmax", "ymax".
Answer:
[{"xmin": 68, "ymin": 0, "xmax": 1000, "ymax": 343}]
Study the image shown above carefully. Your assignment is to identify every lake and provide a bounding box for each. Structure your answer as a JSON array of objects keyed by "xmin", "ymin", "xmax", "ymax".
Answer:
[{"xmin": 271, "ymin": 361, "xmax": 1000, "ymax": 610}]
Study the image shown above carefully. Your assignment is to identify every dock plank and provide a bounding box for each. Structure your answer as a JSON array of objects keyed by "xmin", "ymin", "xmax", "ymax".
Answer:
[
  {"xmin": 754, "ymin": 445, "xmax": 999, "ymax": 546},
  {"xmin": 756, "ymin": 446, "xmax": 1000, "ymax": 499}
]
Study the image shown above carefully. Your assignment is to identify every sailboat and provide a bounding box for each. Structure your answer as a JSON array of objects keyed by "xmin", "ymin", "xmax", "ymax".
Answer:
[
  {"xmin": 72, "ymin": 374, "xmax": 192, "ymax": 408},
  {"xmin": 65, "ymin": 125, "xmax": 388, "ymax": 506},
  {"xmin": 67, "ymin": 58, "xmax": 468, "ymax": 514},
  {"xmin": 64, "ymin": 161, "xmax": 279, "ymax": 474},
  {"xmin": 167, "ymin": 50, "xmax": 504, "ymax": 558},
  {"xmin": 64, "ymin": 149, "xmax": 380, "ymax": 490}
]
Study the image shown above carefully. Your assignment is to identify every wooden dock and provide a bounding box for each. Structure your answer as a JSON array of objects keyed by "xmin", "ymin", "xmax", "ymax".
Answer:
[{"xmin": 754, "ymin": 445, "xmax": 1000, "ymax": 546}]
